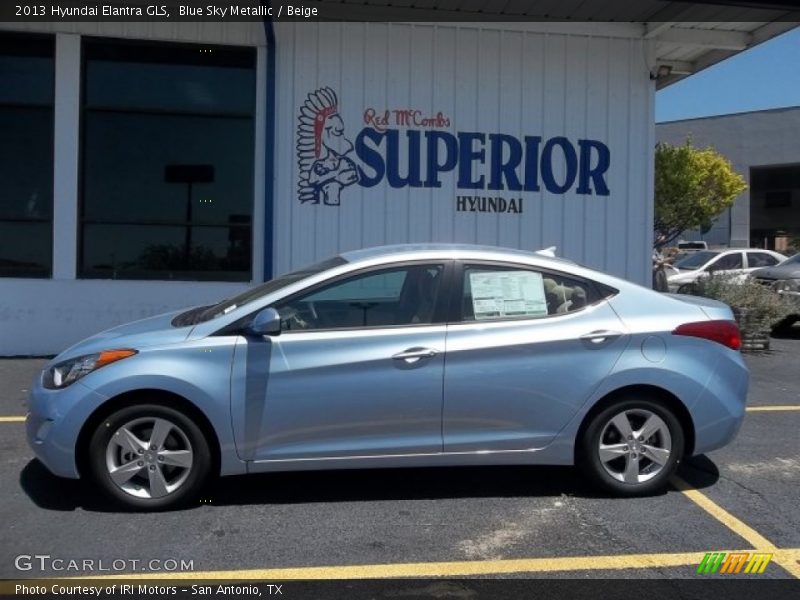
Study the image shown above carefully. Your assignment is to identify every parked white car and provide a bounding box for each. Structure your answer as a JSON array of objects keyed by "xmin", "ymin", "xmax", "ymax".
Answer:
[{"xmin": 666, "ymin": 249, "xmax": 786, "ymax": 293}]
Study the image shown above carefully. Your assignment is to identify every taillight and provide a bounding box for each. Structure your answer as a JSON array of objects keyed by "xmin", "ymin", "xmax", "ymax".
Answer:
[{"xmin": 672, "ymin": 320, "xmax": 742, "ymax": 351}]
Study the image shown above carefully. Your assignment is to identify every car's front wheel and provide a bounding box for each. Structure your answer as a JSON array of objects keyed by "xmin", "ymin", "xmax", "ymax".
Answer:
[
  {"xmin": 579, "ymin": 397, "xmax": 684, "ymax": 496},
  {"xmin": 87, "ymin": 404, "xmax": 211, "ymax": 510}
]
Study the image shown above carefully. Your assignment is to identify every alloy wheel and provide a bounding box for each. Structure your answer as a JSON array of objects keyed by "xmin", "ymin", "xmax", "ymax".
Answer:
[
  {"xmin": 104, "ymin": 416, "xmax": 194, "ymax": 499},
  {"xmin": 597, "ymin": 408, "xmax": 672, "ymax": 484}
]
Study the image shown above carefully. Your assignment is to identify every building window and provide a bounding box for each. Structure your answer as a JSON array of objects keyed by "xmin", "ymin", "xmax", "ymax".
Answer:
[
  {"xmin": 80, "ymin": 40, "xmax": 256, "ymax": 281},
  {"xmin": 0, "ymin": 34, "xmax": 54, "ymax": 278}
]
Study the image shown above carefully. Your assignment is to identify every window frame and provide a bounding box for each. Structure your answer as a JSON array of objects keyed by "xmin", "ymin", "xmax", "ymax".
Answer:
[
  {"xmin": 77, "ymin": 37, "xmax": 257, "ymax": 282},
  {"xmin": 449, "ymin": 260, "xmax": 615, "ymax": 325},
  {"xmin": 0, "ymin": 32, "xmax": 55, "ymax": 279},
  {"xmin": 217, "ymin": 260, "xmax": 457, "ymax": 336}
]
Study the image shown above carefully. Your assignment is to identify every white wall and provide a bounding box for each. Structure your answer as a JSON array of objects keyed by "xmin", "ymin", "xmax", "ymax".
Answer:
[
  {"xmin": 272, "ymin": 23, "xmax": 655, "ymax": 283},
  {"xmin": 0, "ymin": 23, "xmax": 266, "ymax": 356},
  {"xmin": 1, "ymin": 21, "xmax": 658, "ymax": 356},
  {"xmin": 0, "ymin": 279, "xmax": 248, "ymax": 356}
]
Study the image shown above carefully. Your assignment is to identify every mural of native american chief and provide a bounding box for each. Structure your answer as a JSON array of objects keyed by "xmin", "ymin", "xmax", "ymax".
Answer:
[{"xmin": 297, "ymin": 87, "xmax": 359, "ymax": 206}]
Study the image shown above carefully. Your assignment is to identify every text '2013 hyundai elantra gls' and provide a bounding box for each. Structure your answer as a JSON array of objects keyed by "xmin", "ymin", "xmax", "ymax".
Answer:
[{"xmin": 27, "ymin": 244, "xmax": 748, "ymax": 509}]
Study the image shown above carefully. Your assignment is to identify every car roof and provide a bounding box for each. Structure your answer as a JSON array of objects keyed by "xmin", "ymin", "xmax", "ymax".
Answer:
[{"xmin": 340, "ymin": 243, "xmax": 575, "ymax": 266}]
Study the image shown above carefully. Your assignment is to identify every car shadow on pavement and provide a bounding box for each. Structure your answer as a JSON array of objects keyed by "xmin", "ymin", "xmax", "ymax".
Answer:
[
  {"xmin": 21, "ymin": 456, "xmax": 718, "ymax": 513},
  {"xmin": 677, "ymin": 454, "xmax": 721, "ymax": 489}
]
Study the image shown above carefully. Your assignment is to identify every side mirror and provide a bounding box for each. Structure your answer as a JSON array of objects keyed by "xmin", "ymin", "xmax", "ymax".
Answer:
[{"xmin": 245, "ymin": 308, "xmax": 281, "ymax": 336}]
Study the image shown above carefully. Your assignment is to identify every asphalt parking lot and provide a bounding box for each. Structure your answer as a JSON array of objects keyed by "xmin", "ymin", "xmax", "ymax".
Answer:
[{"xmin": 1, "ymin": 329, "xmax": 798, "ymax": 581}]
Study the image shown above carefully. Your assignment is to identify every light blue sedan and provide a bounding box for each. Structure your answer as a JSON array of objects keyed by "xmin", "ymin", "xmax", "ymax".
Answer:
[{"xmin": 27, "ymin": 244, "xmax": 748, "ymax": 509}]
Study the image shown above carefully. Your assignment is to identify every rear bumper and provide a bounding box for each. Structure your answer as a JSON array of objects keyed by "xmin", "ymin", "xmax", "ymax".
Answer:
[{"xmin": 688, "ymin": 348, "xmax": 749, "ymax": 455}]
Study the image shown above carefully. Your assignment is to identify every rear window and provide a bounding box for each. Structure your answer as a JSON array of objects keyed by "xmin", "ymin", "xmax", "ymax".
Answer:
[{"xmin": 677, "ymin": 241, "xmax": 707, "ymax": 250}]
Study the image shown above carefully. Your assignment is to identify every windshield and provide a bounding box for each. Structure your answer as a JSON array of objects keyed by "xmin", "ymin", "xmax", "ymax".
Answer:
[
  {"xmin": 779, "ymin": 253, "xmax": 800, "ymax": 266},
  {"xmin": 193, "ymin": 256, "xmax": 348, "ymax": 323},
  {"xmin": 674, "ymin": 250, "xmax": 719, "ymax": 271}
]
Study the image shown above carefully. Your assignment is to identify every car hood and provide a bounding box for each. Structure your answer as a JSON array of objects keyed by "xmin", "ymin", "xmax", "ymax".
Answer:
[
  {"xmin": 52, "ymin": 309, "xmax": 193, "ymax": 364},
  {"xmin": 666, "ymin": 270, "xmax": 697, "ymax": 282},
  {"xmin": 751, "ymin": 265, "xmax": 800, "ymax": 280}
]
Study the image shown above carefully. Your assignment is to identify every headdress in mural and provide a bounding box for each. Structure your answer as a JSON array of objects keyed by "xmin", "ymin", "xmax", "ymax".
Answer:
[{"xmin": 297, "ymin": 87, "xmax": 359, "ymax": 206}]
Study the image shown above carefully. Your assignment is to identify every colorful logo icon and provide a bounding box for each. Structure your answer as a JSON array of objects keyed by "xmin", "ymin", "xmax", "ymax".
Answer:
[{"xmin": 696, "ymin": 552, "xmax": 772, "ymax": 574}]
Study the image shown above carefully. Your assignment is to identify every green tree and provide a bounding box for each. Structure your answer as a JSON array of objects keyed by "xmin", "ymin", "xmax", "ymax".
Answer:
[{"xmin": 654, "ymin": 140, "xmax": 747, "ymax": 248}]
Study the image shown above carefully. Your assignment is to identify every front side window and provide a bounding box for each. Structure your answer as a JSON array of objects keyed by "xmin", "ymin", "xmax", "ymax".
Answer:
[
  {"xmin": 708, "ymin": 252, "xmax": 743, "ymax": 271},
  {"xmin": 0, "ymin": 34, "xmax": 54, "ymax": 278},
  {"xmin": 276, "ymin": 264, "xmax": 444, "ymax": 331},
  {"xmin": 461, "ymin": 265, "xmax": 600, "ymax": 321},
  {"xmin": 80, "ymin": 40, "xmax": 256, "ymax": 281}
]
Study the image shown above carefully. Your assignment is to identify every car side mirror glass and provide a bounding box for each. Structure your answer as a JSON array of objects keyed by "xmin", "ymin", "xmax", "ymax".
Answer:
[{"xmin": 246, "ymin": 308, "xmax": 281, "ymax": 336}]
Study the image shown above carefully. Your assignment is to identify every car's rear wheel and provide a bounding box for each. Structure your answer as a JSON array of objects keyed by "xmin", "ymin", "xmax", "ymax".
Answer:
[
  {"xmin": 87, "ymin": 404, "xmax": 211, "ymax": 510},
  {"xmin": 579, "ymin": 397, "xmax": 684, "ymax": 496}
]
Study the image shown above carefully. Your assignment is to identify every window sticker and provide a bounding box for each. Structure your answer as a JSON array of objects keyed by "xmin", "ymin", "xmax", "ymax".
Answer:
[{"xmin": 469, "ymin": 270, "xmax": 548, "ymax": 320}]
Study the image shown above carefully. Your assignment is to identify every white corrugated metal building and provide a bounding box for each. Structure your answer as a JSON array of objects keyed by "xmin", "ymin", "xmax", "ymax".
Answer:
[{"xmin": 1, "ymin": 2, "xmax": 797, "ymax": 355}]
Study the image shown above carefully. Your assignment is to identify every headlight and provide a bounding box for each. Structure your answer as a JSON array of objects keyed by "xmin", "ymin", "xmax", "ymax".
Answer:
[
  {"xmin": 43, "ymin": 349, "xmax": 137, "ymax": 389},
  {"xmin": 773, "ymin": 279, "xmax": 800, "ymax": 296}
]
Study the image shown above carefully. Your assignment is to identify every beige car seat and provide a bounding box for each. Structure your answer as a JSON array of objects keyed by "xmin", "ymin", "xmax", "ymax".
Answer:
[{"xmin": 543, "ymin": 277, "xmax": 587, "ymax": 314}]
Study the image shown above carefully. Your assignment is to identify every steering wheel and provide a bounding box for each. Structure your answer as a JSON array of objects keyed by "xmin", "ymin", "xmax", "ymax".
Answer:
[{"xmin": 279, "ymin": 302, "xmax": 319, "ymax": 330}]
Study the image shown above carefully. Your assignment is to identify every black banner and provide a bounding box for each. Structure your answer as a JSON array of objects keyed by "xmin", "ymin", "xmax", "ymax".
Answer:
[
  {"xmin": 3, "ymin": 579, "xmax": 800, "ymax": 600},
  {"xmin": 1, "ymin": 0, "xmax": 800, "ymax": 23}
]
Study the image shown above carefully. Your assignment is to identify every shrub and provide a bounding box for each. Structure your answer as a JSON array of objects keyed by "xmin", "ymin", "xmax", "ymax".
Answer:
[{"xmin": 684, "ymin": 274, "xmax": 794, "ymax": 339}]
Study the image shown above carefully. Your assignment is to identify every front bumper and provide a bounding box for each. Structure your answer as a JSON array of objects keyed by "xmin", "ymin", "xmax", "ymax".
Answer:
[{"xmin": 26, "ymin": 372, "xmax": 109, "ymax": 479}]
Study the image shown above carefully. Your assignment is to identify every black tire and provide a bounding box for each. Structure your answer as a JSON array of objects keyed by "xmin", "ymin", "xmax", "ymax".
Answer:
[
  {"xmin": 87, "ymin": 403, "xmax": 211, "ymax": 510},
  {"xmin": 579, "ymin": 397, "xmax": 685, "ymax": 496}
]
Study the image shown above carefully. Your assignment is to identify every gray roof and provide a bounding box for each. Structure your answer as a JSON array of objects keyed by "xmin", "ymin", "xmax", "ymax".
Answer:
[{"xmin": 317, "ymin": 1, "xmax": 799, "ymax": 90}]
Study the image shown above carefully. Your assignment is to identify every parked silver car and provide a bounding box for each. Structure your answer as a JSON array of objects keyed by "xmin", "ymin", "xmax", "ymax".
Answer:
[
  {"xmin": 27, "ymin": 244, "xmax": 749, "ymax": 509},
  {"xmin": 666, "ymin": 248, "xmax": 786, "ymax": 292},
  {"xmin": 752, "ymin": 253, "xmax": 800, "ymax": 328}
]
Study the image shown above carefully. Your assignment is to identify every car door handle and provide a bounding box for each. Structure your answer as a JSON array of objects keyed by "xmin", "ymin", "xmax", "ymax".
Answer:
[
  {"xmin": 580, "ymin": 330, "xmax": 623, "ymax": 344},
  {"xmin": 392, "ymin": 347, "xmax": 439, "ymax": 363}
]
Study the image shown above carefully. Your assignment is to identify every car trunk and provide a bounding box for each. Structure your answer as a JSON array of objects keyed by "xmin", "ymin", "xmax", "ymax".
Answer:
[{"xmin": 664, "ymin": 293, "xmax": 734, "ymax": 321}]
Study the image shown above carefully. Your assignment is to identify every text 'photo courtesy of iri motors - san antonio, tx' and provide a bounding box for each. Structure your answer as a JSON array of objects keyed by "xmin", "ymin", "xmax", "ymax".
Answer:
[{"xmin": 295, "ymin": 86, "xmax": 612, "ymax": 213}]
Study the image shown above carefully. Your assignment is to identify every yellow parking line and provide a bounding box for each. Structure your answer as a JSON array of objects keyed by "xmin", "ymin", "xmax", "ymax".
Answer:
[
  {"xmin": 672, "ymin": 477, "xmax": 800, "ymax": 578},
  {"xmin": 672, "ymin": 477, "xmax": 775, "ymax": 548},
  {"xmin": 0, "ymin": 416, "xmax": 25, "ymax": 423},
  {"xmin": 59, "ymin": 549, "xmax": 800, "ymax": 580}
]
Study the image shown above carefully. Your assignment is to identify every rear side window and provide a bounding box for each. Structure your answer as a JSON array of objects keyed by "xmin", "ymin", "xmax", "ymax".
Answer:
[
  {"xmin": 460, "ymin": 265, "xmax": 606, "ymax": 322},
  {"xmin": 747, "ymin": 252, "xmax": 779, "ymax": 268}
]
